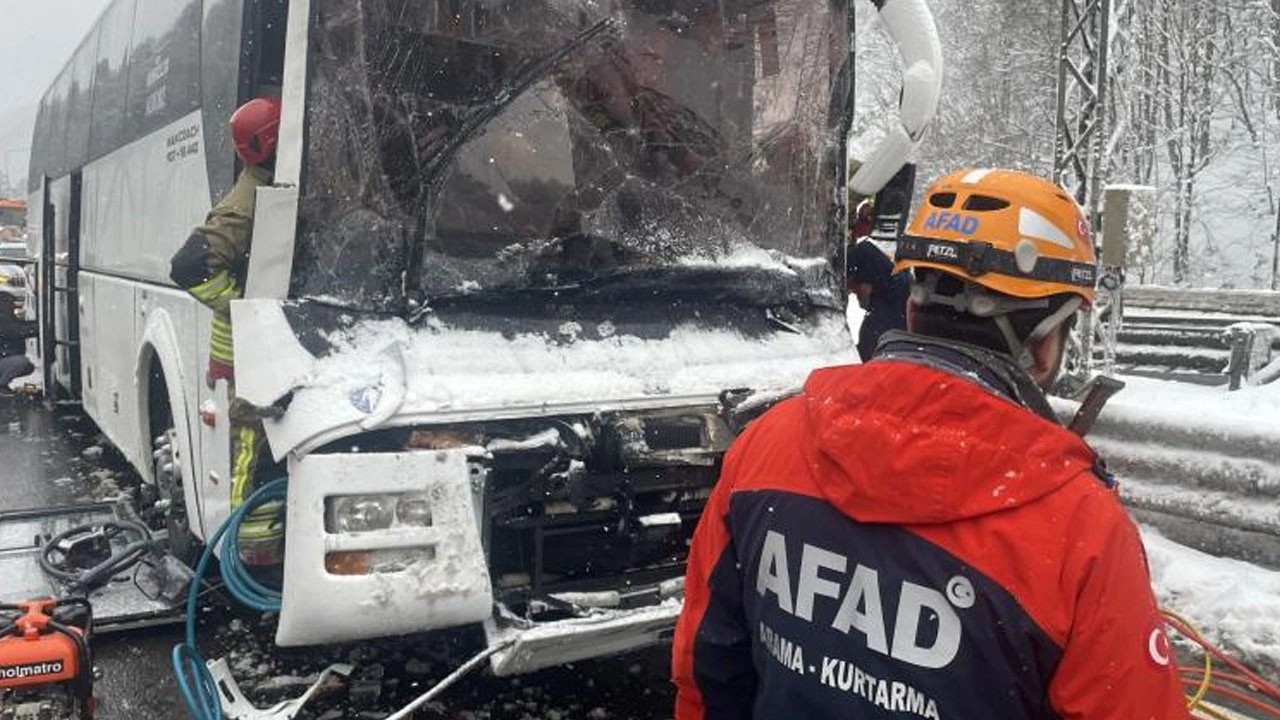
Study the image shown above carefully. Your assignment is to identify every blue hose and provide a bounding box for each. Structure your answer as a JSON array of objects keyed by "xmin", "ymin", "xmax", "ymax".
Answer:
[{"xmin": 172, "ymin": 478, "xmax": 288, "ymax": 720}]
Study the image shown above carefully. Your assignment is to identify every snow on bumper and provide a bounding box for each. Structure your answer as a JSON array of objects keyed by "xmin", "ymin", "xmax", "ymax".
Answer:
[
  {"xmin": 485, "ymin": 599, "xmax": 683, "ymax": 676},
  {"xmin": 275, "ymin": 449, "xmax": 492, "ymax": 646}
]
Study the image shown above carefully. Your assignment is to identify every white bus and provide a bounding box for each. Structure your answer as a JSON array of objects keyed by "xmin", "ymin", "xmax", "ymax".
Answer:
[{"xmin": 28, "ymin": 0, "xmax": 938, "ymax": 672}]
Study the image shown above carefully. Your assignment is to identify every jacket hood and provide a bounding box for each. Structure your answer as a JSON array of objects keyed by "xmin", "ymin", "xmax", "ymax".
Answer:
[{"xmin": 802, "ymin": 359, "xmax": 1099, "ymax": 525}]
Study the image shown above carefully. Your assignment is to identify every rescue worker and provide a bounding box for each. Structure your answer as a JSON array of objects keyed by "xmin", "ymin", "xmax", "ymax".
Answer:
[
  {"xmin": 0, "ymin": 293, "xmax": 35, "ymax": 394},
  {"xmin": 846, "ymin": 239, "xmax": 909, "ymax": 362},
  {"xmin": 673, "ymin": 169, "xmax": 1190, "ymax": 720},
  {"xmin": 168, "ymin": 97, "xmax": 281, "ymax": 563}
]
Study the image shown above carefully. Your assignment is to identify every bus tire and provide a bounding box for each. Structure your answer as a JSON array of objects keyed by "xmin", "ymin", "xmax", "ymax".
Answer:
[{"xmin": 154, "ymin": 427, "xmax": 199, "ymax": 565}]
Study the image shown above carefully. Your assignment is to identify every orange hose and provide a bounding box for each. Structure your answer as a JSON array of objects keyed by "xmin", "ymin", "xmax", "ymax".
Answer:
[
  {"xmin": 1164, "ymin": 613, "xmax": 1280, "ymax": 703},
  {"xmin": 1200, "ymin": 682, "xmax": 1280, "ymax": 719}
]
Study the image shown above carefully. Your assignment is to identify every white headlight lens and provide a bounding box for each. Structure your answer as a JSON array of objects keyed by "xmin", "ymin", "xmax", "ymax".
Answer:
[
  {"xmin": 331, "ymin": 495, "xmax": 396, "ymax": 533},
  {"xmin": 396, "ymin": 495, "xmax": 432, "ymax": 527}
]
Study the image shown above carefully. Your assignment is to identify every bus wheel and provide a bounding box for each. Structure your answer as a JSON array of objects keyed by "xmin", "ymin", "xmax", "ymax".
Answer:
[{"xmin": 155, "ymin": 428, "xmax": 199, "ymax": 565}]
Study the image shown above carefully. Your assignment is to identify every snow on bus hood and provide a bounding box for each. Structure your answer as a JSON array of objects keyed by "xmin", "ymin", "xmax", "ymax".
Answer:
[{"xmin": 232, "ymin": 299, "xmax": 856, "ymax": 459}]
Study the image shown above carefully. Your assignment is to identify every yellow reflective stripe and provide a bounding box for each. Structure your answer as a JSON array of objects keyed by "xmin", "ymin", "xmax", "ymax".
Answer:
[
  {"xmin": 210, "ymin": 314, "xmax": 235, "ymax": 364},
  {"xmin": 189, "ymin": 271, "xmax": 241, "ymax": 314},
  {"xmin": 230, "ymin": 426, "xmax": 258, "ymax": 508},
  {"xmin": 239, "ymin": 500, "xmax": 285, "ymax": 541},
  {"xmin": 189, "ymin": 271, "xmax": 234, "ymax": 302}
]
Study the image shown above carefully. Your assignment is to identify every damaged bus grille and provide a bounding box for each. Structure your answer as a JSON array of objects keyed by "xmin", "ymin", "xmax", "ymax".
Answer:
[{"xmin": 401, "ymin": 407, "xmax": 731, "ymax": 619}]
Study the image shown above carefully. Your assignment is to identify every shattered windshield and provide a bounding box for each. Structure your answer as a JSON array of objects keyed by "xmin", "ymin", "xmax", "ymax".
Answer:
[{"xmin": 293, "ymin": 0, "xmax": 850, "ymax": 311}]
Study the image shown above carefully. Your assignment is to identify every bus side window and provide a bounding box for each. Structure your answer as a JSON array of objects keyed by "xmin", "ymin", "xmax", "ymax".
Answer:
[
  {"xmin": 251, "ymin": 0, "xmax": 289, "ymax": 90},
  {"xmin": 28, "ymin": 99, "xmax": 52, "ymax": 195},
  {"xmin": 65, "ymin": 35, "xmax": 99, "ymax": 170},
  {"xmin": 44, "ymin": 71, "xmax": 73, "ymax": 183},
  {"xmin": 89, "ymin": 0, "xmax": 136, "ymax": 162},
  {"xmin": 202, "ymin": 0, "xmax": 247, "ymax": 200},
  {"xmin": 125, "ymin": 0, "xmax": 202, "ymax": 139}
]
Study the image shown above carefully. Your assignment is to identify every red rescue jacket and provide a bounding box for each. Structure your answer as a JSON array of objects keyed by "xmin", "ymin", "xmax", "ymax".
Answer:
[{"xmin": 673, "ymin": 339, "xmax": 1189, "ymax": 720}]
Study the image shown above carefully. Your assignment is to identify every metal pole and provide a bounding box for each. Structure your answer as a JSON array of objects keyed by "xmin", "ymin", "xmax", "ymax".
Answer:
[
  {"xmin": 1272, "ymin": 204, "xmax": 1280, "ymax": 290},
  {"xmin": 1053, "ymin": 0, "xmax": 1074, "ymax": 190},
  {"xmin": 1088, "ymin": 0, "xmax": 1112, "ymax": 230},
  {"xmin": 383, "ymin": 638, "xmax": 516, "ymax": 720}
]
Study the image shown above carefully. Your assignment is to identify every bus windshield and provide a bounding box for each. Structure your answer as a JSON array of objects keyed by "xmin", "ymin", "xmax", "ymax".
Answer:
[{"xmin": 294, "ymin": 0, "xmax": 850, "ymax": 312}]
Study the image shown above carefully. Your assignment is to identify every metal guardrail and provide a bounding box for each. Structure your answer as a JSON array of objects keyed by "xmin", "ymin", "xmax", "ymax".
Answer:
[
  {"xmin": 1125, "ymin": 286, "xmax": 1280, "ymax": 317},
  {"xmin": 1056, "ymin": 398, "xmax": 1280, "ymax": 569},
  {"xmin": 1115, "ymin": 287, "xmax": 1280, "ymax": 385}
]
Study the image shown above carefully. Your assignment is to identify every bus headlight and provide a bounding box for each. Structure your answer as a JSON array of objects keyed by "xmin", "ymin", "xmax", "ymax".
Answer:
[
  {"xmin": 396, "ymin": 495, "xmax": 432, "ymax": 527},
  {"xmin": 328, "ymin": 495, "xmax": 396, "ymax": 533}
]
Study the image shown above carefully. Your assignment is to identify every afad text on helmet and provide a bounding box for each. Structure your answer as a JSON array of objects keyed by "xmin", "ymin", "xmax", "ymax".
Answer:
[{"xmin": 922, "ymin": 211, "xmax": 980, "ymax": 236}]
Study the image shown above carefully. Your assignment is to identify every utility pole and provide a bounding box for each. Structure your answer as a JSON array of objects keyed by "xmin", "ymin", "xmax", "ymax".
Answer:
[
  {"xmin": 1053, "ymin": 0, "xmax": 1115, "ymax": 387},
  {"xmin": 1054, "ymin": 0, "xmax": 1112, "ymax": 221}
]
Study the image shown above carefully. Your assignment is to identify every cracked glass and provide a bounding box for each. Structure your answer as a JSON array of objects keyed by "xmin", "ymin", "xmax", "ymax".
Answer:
[{"xmin": 294, "ymin": 0, "xmax": 850, "ymax": 312}]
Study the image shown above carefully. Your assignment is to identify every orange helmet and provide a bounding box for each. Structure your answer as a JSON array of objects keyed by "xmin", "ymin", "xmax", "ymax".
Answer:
[
  {"xmin": 894, "ymin": 168, "xmax": 1097, "ymax": 304},
  {"xmin": 230, "ymin": 97, "xmax": 282, "ymax": 166},
  {"xmin": 893, "ymin": 168, "xmax": 1099, "ymax": 366}
]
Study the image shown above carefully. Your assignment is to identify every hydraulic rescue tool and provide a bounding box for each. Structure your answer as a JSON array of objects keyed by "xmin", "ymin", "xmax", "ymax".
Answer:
[{"xmin": 0, "ymin": 598, "xmax": 94, "ymax": 720}]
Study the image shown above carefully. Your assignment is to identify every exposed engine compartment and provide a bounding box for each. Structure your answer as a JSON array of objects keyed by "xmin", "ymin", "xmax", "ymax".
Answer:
[{"xmin": 311, "ymin": 396, "xmax": 771, "ymax": 625}]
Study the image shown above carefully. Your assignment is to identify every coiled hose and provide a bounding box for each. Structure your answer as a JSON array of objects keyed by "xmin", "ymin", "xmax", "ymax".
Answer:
[
  {"xmin": 172, "ymin": 478, "xmax": 287, "ymax": 720},
  {"xmin": 38, "ymin": 518, "xmax": 157, "ymax": 594}
]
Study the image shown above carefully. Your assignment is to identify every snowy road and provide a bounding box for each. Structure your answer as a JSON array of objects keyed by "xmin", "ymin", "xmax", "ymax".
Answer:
[{"xmin": 0, "ymin": 398, "xmax": 676, "ymax": 720}]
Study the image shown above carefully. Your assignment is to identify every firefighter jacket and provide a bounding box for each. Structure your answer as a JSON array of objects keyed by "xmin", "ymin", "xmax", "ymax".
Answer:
[
  {"xmin": 673, "ymin": 332, "xmax": 1190, "ymax": 720},
  {"xmin": 169, "ymin": 165, "xmax": 272, "ymax": 377}
]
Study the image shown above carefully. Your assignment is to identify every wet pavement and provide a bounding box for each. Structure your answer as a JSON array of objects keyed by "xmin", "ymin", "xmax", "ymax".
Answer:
[{"xmin": 0, "ymin": 397, "xmax": 676, "ymax": 720}]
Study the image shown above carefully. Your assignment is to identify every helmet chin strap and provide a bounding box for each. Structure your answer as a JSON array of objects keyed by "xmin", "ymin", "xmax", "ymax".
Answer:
[
  {"xmin": 911, "ymin": 275, "xmax": 1084, "ymax": 370},
  {"xmin": 1004, "ymin": 296, "xmax": 1083, "ymax": 370}
]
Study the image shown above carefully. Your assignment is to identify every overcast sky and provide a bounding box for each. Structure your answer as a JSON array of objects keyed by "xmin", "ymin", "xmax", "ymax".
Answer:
[
  {"xmin": 0, "ymin": 0, "xmax": 112, "ymax": 186},
  {"xmin": 0, "ymin": 0, "xmax": 113, "ymax": 111}
]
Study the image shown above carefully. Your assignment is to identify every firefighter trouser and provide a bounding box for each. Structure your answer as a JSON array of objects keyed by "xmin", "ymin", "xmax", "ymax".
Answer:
[{"xmin": 229, "ymin": 395, "xmax": 284, "ymax": 565}]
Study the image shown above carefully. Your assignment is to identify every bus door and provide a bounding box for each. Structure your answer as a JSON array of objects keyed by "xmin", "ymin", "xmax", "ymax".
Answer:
[{"xmin": 40, "ymin": 172, "xmax": 83, "ymax": 402}]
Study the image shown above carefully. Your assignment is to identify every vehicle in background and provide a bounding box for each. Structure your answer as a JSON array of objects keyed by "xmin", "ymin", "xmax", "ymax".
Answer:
[
  {"xmin": 0, "ymin": 199, "xmax": 29, "ymax": 268},
  {"xmin": 25, "ymin": 0, "xmax": 939, "ymax": 672},
  {"xmin": 0, "ymin": 199, "xmax": 25, "ymax": 236},
  {"xmin": 0, "ymin": 262, "xmax": 29, "ymax": 305}
]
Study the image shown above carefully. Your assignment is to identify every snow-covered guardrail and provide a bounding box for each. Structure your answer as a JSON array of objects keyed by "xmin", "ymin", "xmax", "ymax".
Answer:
[
  {"xmin": 1116, "ymin": 287, "xmax": 1280, "ymax": 381},
  {"xmin": 1054, "ymin": 376, "xmax": 1280, "ymax": 569},
  {"xmin": 1125, "ymin": 286, "xmax": 1280, "ymax": 317}
]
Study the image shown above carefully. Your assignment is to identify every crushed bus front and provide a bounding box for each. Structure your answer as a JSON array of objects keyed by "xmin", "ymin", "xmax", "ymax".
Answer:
[{"xmin": 235, "ymin": 0, "xmax": 857, "ymax": 667}]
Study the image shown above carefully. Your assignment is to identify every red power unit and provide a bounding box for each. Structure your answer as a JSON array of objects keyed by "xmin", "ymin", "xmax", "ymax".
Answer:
[{"xmin": 0, "ymin": 599, "xmax": 94, "ymax": 720}]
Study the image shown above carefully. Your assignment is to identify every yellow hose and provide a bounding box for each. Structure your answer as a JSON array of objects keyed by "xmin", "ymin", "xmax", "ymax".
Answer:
[{"xmin": 1162, "ymin": 608, "xmax": 1214, "ymax": 711}]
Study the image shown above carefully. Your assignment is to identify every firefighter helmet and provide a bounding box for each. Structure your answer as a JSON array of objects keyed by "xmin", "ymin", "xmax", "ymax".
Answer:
[{"xmin": 230, "ymin": 97, "xmax": 282, "ymax": 166}]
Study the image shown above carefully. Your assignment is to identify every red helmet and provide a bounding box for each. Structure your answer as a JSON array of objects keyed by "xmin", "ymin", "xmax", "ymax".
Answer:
[{"xmin": 230, "ymin": 97, "xmax": 282, "ymax": 166}]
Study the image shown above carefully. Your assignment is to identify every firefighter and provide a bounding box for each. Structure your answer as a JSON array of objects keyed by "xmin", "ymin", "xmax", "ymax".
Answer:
[
  {"xmin": 168, "ymin": 97, "xmax": 281, "ymax": 563},
  {"xmin": 673, "ymin": 169, "xmax": 1190, "ymax": 719}
]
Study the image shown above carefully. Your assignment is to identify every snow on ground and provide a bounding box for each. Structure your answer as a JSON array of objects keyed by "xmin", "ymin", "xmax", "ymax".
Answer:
[
  {"xmin": 1108, "ymin": 372, "xmax": 1280, "ymax": 429},
  {"xmin": 1145, "ymin": 527, "xmax": 1280, "ymax": 673}
]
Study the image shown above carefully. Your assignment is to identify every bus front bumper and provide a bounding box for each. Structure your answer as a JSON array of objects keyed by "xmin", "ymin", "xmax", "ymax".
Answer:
[{"xmin": 275, "ymin": 448, "xmax": 493, "ymax": 647}]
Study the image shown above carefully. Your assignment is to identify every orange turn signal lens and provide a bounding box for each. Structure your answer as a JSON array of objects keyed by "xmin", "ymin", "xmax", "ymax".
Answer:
[{"xmin": 324, "ymin": 551, "xmax": 372, "ymax": 575}]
